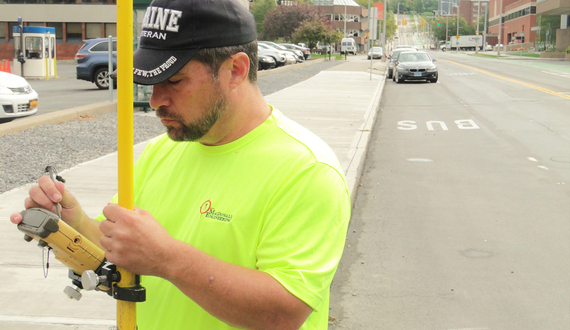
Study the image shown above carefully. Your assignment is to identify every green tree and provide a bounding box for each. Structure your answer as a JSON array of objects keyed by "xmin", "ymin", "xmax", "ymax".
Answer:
[
  {"xmin": 292, "ymin": 19, "xmax": 329, "ymax": 50},
  {"xmin": 250, "ymin": 0, "xmax": 277, "ymax": 35},
  {"xmin": 263, "ymin": 4, "xmax": 323, "ymax": 42},
  {"xmin": 430, "ymin": 15, "xmax": 475, "ymax": 42}
]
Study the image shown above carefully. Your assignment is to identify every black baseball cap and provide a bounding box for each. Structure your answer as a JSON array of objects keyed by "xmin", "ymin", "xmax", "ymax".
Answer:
[{"xmin": 133, "ymin": 0, "xmax": 257, "ymax": 85}]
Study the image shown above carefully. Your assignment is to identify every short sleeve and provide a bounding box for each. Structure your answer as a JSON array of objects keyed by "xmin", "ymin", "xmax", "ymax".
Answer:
[{"xmin": 256, "ymin": 163, "xmax": 351, "ymax": 311}]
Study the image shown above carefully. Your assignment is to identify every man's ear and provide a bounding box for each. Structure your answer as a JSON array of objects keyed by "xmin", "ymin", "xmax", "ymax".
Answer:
[{"xmin": 225, "ymin": 52, "xmax": 250, "ymax": 90}]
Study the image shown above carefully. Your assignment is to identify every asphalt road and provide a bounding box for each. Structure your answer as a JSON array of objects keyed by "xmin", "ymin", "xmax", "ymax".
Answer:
[
  {"xmin": 24, "ymin": 61, "xmax": 118, "ymax": 117},
  {"xmin": 329, "ymin": 52, "xmax": 570, "ymax": 329}
]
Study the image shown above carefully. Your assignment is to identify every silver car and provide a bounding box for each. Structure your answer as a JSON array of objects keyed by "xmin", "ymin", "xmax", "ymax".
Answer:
[{"xmin": 260, "ymin": 41, "xmax": 304, "ymax": 63}]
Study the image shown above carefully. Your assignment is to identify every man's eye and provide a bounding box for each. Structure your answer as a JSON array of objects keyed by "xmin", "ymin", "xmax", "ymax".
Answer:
[{"xmin": 168, "ymin": 79, "xmax": 182, "ymax": 85}]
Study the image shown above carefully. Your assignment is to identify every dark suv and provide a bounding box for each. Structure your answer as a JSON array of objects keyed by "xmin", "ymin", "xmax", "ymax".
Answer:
[{"xmin": 75, "ymin": 38, "xmax": 117, "ymax": 89}]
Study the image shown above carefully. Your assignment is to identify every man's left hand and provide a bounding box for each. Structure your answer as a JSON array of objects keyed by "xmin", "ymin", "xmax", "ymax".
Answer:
[{"xmin": 100, "ymin": 204, "xmax": 173, "ymax": 276}]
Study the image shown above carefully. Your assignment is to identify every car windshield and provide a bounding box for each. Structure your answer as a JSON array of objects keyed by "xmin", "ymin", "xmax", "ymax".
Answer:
[
  {"xmin": 391, "ymin": 50, "xmax": 408, "ymax": 60},
  {"xmin": 371, "ymin": 47, "xmax": 382, "ymax": 52},
  {"xmin": 259, "ymin": 44, "xmax": 276, "ymax": 50},
  {"xmin": 398, "ymin": 53, "xmax": 430, "ymax": 62}
]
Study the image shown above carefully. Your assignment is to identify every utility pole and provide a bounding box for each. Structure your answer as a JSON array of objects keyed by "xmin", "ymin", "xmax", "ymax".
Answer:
[
  {"xmin": 383, "ymin": 0, "xmax": 387, "ymax": 61},
  {"xmin": 456, "ymin": 4, "xmax": 459, "ymax": 54},
  {"xmin": 476, "ymin": 0, "xmax": 481, "ymax": 54},
  {"xmin": 446, "ymin": 15, "xmax": 449, "ymax": 45},
  {"xmin": 484, "ymin": 3, "xmax": 488, "ymax": 49},
  {"xmin": 498, "ymin": 0, "xmax": 503, "ymax": 57},
  {"xmin": 344, "ymin": 5, "xmax": 347, "ymax": 37}
]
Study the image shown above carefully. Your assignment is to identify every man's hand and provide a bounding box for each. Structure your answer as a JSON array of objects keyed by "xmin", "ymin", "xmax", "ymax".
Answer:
[
  {"xmin": 10, "ymin": 176, "xmax": 85, "ymax": 229},
  {"xmin": 99, "ymin": 204, "xmax": 174, "ymax": 276}
]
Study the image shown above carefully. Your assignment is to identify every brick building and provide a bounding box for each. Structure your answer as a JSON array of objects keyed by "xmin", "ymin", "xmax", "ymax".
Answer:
[{"xmin": 487, "ymin": 0, "xmax": 538, "ymax": 45}]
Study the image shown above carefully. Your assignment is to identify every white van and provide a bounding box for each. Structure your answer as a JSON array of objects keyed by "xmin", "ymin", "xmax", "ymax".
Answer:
[{"xmin": 340, "ymin": 38, "xmax": 356, "ymax": 55}]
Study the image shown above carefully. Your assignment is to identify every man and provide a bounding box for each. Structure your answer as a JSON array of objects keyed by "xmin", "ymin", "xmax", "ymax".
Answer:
[{"xmin": 11, "ymin": 0, "xmax": 351, "ymax": 329}]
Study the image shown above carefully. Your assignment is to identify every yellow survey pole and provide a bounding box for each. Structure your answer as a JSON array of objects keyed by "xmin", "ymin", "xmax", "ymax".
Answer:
[{"xmin": 116, "ymin": 0, "xmax": 137, "ymax": 329}]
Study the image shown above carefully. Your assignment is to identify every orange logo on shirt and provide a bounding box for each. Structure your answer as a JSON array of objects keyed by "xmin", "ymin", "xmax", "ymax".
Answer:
[{"xmin": 200, "ymin": 200, "xmax": 212, "ymax": 214}]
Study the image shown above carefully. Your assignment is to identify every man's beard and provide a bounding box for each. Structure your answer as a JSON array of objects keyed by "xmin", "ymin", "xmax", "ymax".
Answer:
[{"xmin": 156, "ymin": 87, "xmax": 227, "ymax": 142}]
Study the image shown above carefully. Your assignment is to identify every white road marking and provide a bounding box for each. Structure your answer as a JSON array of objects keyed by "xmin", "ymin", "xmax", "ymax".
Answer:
[
  {"xmin": 541, "ymin": 70, "xmax": 570, "ymax": 79},
  {"xmin": 406, "ymin": 158, "xmax": 434, "ymax": 162}
]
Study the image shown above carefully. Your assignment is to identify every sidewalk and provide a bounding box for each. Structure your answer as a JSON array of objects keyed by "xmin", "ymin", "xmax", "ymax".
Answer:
[{"xmin": 0, "ymin": 56, "xmax": 387, "ymax": 329}]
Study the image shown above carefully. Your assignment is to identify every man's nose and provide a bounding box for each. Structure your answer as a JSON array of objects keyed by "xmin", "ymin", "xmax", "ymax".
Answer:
[{"xmin": 149, "ymin": 83, "xmax": 170, "ymax": 110}]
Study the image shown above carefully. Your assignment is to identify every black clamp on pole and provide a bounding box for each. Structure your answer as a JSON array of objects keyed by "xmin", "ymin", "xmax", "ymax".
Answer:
[{"xmin": 113, "ymin": 275, "xmax": 146, "ymax": 303}]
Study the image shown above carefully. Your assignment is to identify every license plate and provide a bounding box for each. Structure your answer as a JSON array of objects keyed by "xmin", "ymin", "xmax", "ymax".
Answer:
[{"xmin": 414, "ymin": 72, "xmax": 422, "ymax": 77}]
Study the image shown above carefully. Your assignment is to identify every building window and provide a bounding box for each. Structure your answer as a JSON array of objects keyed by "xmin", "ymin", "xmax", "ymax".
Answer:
[
  {"xmin": 46, "ymin": 22, "xmax": 63, "ymax": 44},
  {"xmin": 8, "ymin": 22, "xmax": 20, "ymax": 44},
  {"xmin": 0, "ymin": 23, "xmax": 5, "ymax": 44},
  {"xmin": 66, "ymin": 23, "xmax": 82, "ymax": 44},
  {"xmin": 105, "ymin": 23, "xmax": 116, "ymax": 38},
  {"xmin": 86, "ymin": 23, "xmax": 102, "ymax": 39}
]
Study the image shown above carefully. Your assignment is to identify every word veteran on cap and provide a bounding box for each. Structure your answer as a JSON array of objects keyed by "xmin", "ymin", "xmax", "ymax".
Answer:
[{"xmin": 141, "ymin": 6, "xmax": 182, "ymax": 40}]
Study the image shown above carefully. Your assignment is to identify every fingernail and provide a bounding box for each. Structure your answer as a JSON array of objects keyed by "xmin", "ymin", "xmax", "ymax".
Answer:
[{"xmin": 53, "ymin": 193, "xmax": 61, "ymax": 201}]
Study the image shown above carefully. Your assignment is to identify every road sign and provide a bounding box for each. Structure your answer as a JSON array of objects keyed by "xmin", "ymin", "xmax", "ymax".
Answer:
[
  {"xmin": 456, "ymin": 35, "xmax": 460, "ymax": 39},
  {"xmin": 531, "ymin": 26, "xmax": 541, "ymax": 31}
]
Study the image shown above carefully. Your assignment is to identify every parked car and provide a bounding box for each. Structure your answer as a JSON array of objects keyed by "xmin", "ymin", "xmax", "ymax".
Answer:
[
  {"xmin": 279, "ymin": 43, "xmax": 311, "ymax": 60},
  {"xmin": 258, "ymin": 55, "xmax": 276, "ymax": 71},
  {"xmin": 367, "ymin": 47, "xmax": 383, "ymax": 59},
  {"xmin": 258, "ymin": 45, "xmax": 287, "ymax": 67},
  {"xmin": 393, "ymin": 51, "xmax": 438, "ymax": 83},
  {"xmin": 387, "ymin": 49, "xmax": 417, "ymax": 79},
  {"xmin": 0, "ymin": 71, "xmax": 38, "ymax": 123},
  {"xmin": 259, "ymin": 41, "xmax": 304, "ymax": 63},
  {"xmin": 75, "ymin": 37, "xmax": 117, "ymax": 90},
  {"xmin": 258, "ymin": 43, "xmax": 296, "ymax": 65}
]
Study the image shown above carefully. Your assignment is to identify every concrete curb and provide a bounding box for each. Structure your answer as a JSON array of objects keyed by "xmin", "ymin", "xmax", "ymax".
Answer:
[
  {"xmin": 346, "ymin": 69, "xmax": 386, "ymax": 206},
  {"xmin": 0, "ymin": 101, "xmax": 117, "ymax": 137}
]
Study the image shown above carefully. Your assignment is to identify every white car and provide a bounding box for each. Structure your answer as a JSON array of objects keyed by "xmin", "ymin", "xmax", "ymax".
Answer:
[{"xmin": 0, "ymin": 72, "xmax": 38, "ymax": 123}]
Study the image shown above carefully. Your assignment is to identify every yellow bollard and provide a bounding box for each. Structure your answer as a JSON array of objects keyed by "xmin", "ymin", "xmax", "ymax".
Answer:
[
  {"xmin": 54, "ymin": 57, "xmax": 57, "ymax": 79},
  {"xmin": 45, "ymin": 57, "xmax": 49, "ymax": 80}
]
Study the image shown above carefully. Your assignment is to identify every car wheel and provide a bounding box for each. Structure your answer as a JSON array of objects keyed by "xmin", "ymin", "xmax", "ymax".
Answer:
[
  {"xmin": 395, "ymin": 74, "xmax": 403, "ymax": 83},
  {"xmin": 94, "ymin": 67, "xmax": 111, "ymax": 90},
  {"xmin": 387, "ymin": 69, "xmax": 392, "ymax": 79}
]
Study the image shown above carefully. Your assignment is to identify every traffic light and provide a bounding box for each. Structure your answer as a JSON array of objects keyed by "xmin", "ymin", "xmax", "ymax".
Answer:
[
  {"xmin": 437, "ymin": 19, "xmax": 440, "ymax": 26},
  {"xmin": 452, "ymin": 18, "xmax": 456, "ymax": 26}
]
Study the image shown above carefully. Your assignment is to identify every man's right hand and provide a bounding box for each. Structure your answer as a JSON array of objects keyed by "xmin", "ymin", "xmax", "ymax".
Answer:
[{"xmin": 10, "ymin": 175, "xmax": 85, "ymax": 230}]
